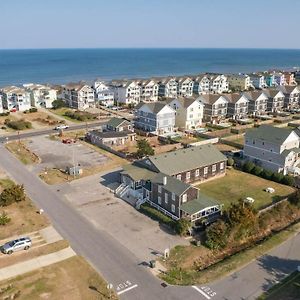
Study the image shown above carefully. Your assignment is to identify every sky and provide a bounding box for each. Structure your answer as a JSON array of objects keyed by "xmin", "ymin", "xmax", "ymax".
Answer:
[{"xmin": 0, "ymin": 0, "xmax": 299, "ymax": 49}]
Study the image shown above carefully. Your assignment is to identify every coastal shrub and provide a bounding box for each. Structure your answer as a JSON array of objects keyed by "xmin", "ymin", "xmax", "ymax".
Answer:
[
  {"xmin": 174, "ymin": 219, "xmax": 191, "ymax": 236},
  {"xmin": 0, "ymin": 112, "xmax": 10, "ymax": 117},
  {"xmin": 5, "ymin": 119, "xmax": 32, "ymax": 130},
  {"xmin": 135, "ymin": 139, "xmax": 154, "ymax": 158},
  {"xmin": 29, "ymin": 107, "xmax": 38, "ymax": 113},
  {"xmin": 242, "ymin": 161, "xmax": 255, "ymax": 173},
  {"xmin": 0, "ymin": 184, "xmax": 26, "ymax": 206},
  {"xmin": 251, "ymin": 165, "xmax": 263, "ymax": 176},
  {"xmin": 227, "ymin": 157, "xmax": 234, "ymax": 166},
  {"xmin": 288, "ymin": 190, "xmax": 300, "ymax": 208},
  {"xmin": 281, "ymin": 175, "xmax": 295, "ymax": 187},
  {"xmin": 261, "ymin": 169, "xmax": 273, "ymax": 180},
  {"xmin": 52, "ymin": 99, "xmax": 66, "ymax": 109},
  {"xmin": 205, "ymin": 220, "xmax": 229, "ymax": 250},
  {"xmin": 0, "ymin": 212, "xmax": 11, "ymax": 226},
  {"xmin": 271, "ymin": 172, "xmax": 284, "ymax": 183},
  {"xmin": 64, "ymin": 110, "xmax": 96, "ymax": 122}
]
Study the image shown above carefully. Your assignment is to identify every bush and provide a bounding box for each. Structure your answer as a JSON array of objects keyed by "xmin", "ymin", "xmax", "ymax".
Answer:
[
  {"xmin": 174, "ymin": 219, "xmax": 190, "ymax": 236},
  {"xmin": 5, "ymin": 119, "xmax": 32, "ymax": 130},
  {"xmin": 261, "ymin": 169, "xmax": 273, "ymax": 180},
  {"xmin": 205, "ymin": 220, "xmax": 229, "ymax": 250},
  {"xmin": 288, "ymin": 190, "xmax": 300, "ymax": 207},
  {"xmin": 242, "ymin": 161, "xmax": 255, "ymax": 173},
  {"xmin": 251, "ymin": 165, "xmax": 263, "ymax": 176},
  {"xmin": 271, "ymin": 172, "xmax": 284, "ymax": 183},
  {"xmin": 0, "ymin": 184, "xmax": 26, "ymax": 206},
  {"xmin": 135, "ymin": 139, "xmax": 155, "ymax": 158},
  {"xmin": 0, "ymin": 212, "xmax": 11, "ymax": 226},
  {"xmin": 227, "ymin": 157, "xmax": 234, "ymax": 166},
  {"xmin": 52, "ymin": 99, "xmax": 66, "ymax": 109},
  {"xmin": 64, "ymin": 110, "xmax": 96, "ymax": 122},
  {"xmin": 0, "ymin": 112, "xmax": 10, "ymax": 117},
  {"xmin": 281, "ymin": 175, "xmax": 295, "ymax": 186},
  {"xmin": 29, "ymin": 107, "xmax": 38, "ymax": 113}
]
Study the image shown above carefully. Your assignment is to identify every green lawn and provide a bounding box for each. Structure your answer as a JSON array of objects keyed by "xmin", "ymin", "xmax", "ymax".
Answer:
[
  {"xmin": 50, "ymin": 108, "xmax": 80, "ymax": 123},
  {"xmin": 258, "ymin": 271, "xmax": 300, "ymax": 300},
  {"xmin": 197, "ymin": 169, "xmax": 295, "ymax": 209}
]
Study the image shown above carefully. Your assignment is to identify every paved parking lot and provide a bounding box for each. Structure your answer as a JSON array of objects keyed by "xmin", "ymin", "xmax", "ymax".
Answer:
[
  {"xmin": 27, "ymin": 136, "xmax": 109, "ymax": 171},
  {"xmin": 60, "ymin": 172, "xmax": 188, "ymax": 262}
]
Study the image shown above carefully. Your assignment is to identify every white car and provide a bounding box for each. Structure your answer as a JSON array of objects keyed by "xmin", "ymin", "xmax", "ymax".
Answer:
[{"xmin": 54, "ymin": 124, "xmax": 69, "ymax": 130}]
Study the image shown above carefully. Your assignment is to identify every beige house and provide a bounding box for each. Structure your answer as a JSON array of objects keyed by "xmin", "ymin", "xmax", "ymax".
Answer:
[
  {"xmin": 63, "ymin": 83, "xmax": 95, "ymax": 110},
  {"xmin": 228, "ymin": 74, "xmax": 253, "ymax": 91},
  {"xmin": 168, "ymin": 97, "xmax": 204, "ymax": 130}
]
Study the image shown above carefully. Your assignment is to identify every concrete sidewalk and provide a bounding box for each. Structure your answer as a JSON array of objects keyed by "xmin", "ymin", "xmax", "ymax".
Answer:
[{"xmin": 0, "ymin": 247, "xmax": 76, "ymax": 281}]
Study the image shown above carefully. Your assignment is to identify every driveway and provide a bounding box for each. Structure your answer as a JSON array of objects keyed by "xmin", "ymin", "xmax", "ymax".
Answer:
[
  {"xmin": 60, "ymin": 172, "xmax": 188, "ymax": 262},
  {"xmin": 26, "ymin": 136, "xmax": 109, "ymax": 173}
]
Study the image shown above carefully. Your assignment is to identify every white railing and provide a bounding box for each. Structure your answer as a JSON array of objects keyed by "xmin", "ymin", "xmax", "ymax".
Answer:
[
  {"xmin": 115, "ymin": 183, "xmax": 125, "ymax": 195},
  {"xmin": 120, "ymin": 185, "xmax": 130, "ymax": 198},
  {"xmin": 135, "ymin": 198, "xmax": 147, "ymax": 210},
  {"xmin": 146, "ymin": 200, "xmax": 179, "ymax": 221}
]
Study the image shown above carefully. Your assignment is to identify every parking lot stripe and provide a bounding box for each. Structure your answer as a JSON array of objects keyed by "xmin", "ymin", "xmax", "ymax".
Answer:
[
  {"xmin": 117, "ymin": 284, "xmax": 138, "ymax": 295},
  {"xmin": 192, "ymin": 286, "xmax": 211, "ymax": 299}
]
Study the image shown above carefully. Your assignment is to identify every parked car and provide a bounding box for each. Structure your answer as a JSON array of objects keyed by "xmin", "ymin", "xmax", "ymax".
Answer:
[
  {"xmin": 54, "ymin": 124, "xmax": 69, "ymax": 130},
  {"xmin": 1, "ymin": 237, "xmax": 32, "ymax": 254}
]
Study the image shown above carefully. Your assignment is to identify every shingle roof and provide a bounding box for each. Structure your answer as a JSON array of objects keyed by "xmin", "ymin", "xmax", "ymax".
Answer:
[
  {"xmin": 243, "ymin": 90, "xmax": 268, "ymax": 101},
  {"xmin": 180, "ymin": 192, "xmax": 219, "ymax": 215},
  {"xmin": 106, "ymin": 117, "xmax": 129, "ymax": 128},
  {"xmin": 277, "ymin": 85, "xmax": 299, "ymax": 94},
  {"xmin": 262, "ymin": 88, "xmax": 283, "ymax": 98},
  {"xmin": 222, "ymin": 93, "xmax": 246, "ymax": 104},
  {"xmin": 138, "ymin": 144, "xmax": 227, "ymax": 175},
  {"xmin": 245, "ymin": 125, "xmax": 295, "ymax": 145},
  {"xmin": 135, "ymin": 101, "xmax": 174, "ymax": 114},
  {"xmin": 121, "ymin": 164, "xmax": 157, "ymax": 181},
  {"xmin": 197, "ymin": 94, "xmax": 226, "ymax": 105},
  {"xmin": 89, "ymin": 130, "xmax": 134, "ymax": 139}
]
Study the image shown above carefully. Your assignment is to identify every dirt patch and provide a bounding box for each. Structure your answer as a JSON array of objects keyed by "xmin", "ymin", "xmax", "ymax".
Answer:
[
  {"xmin": 0, "ymin": 256, "xmax": 117, "ymax": 299},
  {"xmin": 6, "ymin": 141, "xmax": 40, "ymax": 165}
]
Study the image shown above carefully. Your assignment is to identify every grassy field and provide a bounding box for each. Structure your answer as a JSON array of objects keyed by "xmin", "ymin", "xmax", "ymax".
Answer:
[
  {"xmin": 0, "ymin": 177, "xmax": 49, "ymax": 240},
  {"xmin": 258, "ymin": 271, "xmax": 300, "ymax": 300},
  {"xmin": 172, "ymin": 136, "xmax": 206, "ymax": 144},
  {"xmin": 197, "ymin": 169, "xmax": 295, "ymax": 209},
  {"xmin": 6, "ymin": 141, "xmax": 40, "ymax": 165},
  {"xmin": 0, "ymin": 256, "xmax": 117, "ymax": 300},
  {"xmin": 161, "ymin": 222, "xmax": 300, "ymax": 285},
  {"xmin": 50, "ymin": 108, "xmax": 80, "ymax": 123}
]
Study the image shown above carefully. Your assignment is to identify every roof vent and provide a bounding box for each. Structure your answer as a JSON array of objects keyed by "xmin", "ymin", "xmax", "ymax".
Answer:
[{"xmin": 163, "ymin": 176, "xmax": 167, "ymax": 186}]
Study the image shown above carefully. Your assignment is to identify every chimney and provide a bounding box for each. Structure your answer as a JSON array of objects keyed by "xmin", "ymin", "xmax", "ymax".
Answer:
[{"xmin": 163, "ymin": 176, "xmax": 167, "ymax": 186}]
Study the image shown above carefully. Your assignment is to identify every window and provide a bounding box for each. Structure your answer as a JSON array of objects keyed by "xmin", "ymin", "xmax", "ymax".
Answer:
[
  {"xmin": 186, "ymin": 172, "xmax": 190, "ymax": 180},
  {"xmin": 165, "ymin": 193, "xmax": 168, "ymax": 204},
  {"xmin": 172, "ymin": 192, "xmax": 175, "ymax": 201},
  {"xmin": 212, "ymin": 164, "xmax": 216, "ymax": 172},
  {"xmin": 204, "ymin": 167, "xmax": 208, "ymax": 175},
  {"xmin": 195, "ymin": 169, "xmax": 200, "ymax": 177},
  {"xmin": 158, "ymin": 196, "xmax": 161, "ymax": 205},
  {"xmin": 177, "ymin": 174, "xmax": 182, "ymax": 180},
  {"xmin": 171, "ymin": 204, "xmax": 175, "ymax": 213},
  {"xmin": 182, "ymin": 194, "xmax": 187, "ymax": 203},
  {"xmin": 220, "ymin": 162, "xmax": 224, "ymax": 170},
  {"xmin": 158, "ymin": 185, "xmax": 162, "ymax": 193}
]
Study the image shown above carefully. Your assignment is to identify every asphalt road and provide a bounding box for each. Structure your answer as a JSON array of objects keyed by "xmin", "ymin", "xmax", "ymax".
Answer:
[
  {"xmin": 0, "ymin": 121, "xmax": 105, "ymax": 143},
  {"xmin": 0, "ymin": 141, "xmax": 300, "ymax": 299}
]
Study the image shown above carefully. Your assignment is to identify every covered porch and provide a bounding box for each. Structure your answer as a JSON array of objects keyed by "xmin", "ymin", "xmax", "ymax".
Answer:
[{"xmin": 180, "ymin": 192, "xmax": 223, "ymax": 223}]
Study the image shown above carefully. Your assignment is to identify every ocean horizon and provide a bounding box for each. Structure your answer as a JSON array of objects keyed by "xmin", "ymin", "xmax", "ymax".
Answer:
[{"xmin": 0, "ymin": 48, "xmax": 299, "ymax": 86}]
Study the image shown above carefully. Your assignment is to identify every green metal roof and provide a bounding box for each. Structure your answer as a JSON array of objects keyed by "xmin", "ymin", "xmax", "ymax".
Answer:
[
  {"xmin": 245, "ymin": 125, "xmax": 295, "ymax": 145},
  {"xmin": 106, "ymin": 117, "xmax": 129, "ymax": 128},
  {"xmin": 121, "ymin": 164, "xmax": 157, "ymax": 181},
  {"xmin": 151, "ymin": 173, "xmax": 191, "ymax": 196},
  {"xmin": 138, "ymin": 144, "xmax": 227, "ymax": 175},
  {"xmin": 180, "ymin": 192, "xmax": 219, "ymax": 215}
]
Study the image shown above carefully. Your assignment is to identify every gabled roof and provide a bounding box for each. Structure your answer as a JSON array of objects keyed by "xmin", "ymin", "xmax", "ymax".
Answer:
[
  {"xmin": 168, "ymin": 97, "xmax": 202, "ymax": 109},
  {"xmin": 245, "ymin": 125, "xmax": 297, "ymax": 145},
  {"xmin": 106, "ymin": 117, "xmax": 130, "ymax": 128},
  {"xmin": 135, "ymin": 101, "xmax": 175, "ymax": 114},
  {"xmin": 180, "ymin": 192, "xmax": 219, "ymax": 215},
  {"xmin": 222, "ymin": 93, "xmax": 247, "ymax": 104},
  {"xmin": 137, "ymin": 144, "xmax": 227, "ymax": 175},
  {"xmin": 277, "ymin": 85, "xmax": 299, "ymax": 94},
  {"xmin": 262, "ymin": 88, "xmax": 284, "ymax": 98},
  {"xmin": 243, "ymin": 90, "xmax": 268, "ymax": 101},
  {"xmin": 197, "ymin": 94, "xmax": 227, "ymax": 105}
]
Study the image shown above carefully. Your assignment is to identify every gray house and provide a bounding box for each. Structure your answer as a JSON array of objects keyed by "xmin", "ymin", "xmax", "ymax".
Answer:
[
  {"xmin": 134, "ymin": 101, "xmax": 176, "ymax": 134},
  {"xmin": 277, "ymin": 86, "xmax": 300, "ymax": 110},
  {"xmin": 244, "ymin": 125, "xmax": 300, "ymax": 174},
  {"xmin": 223, "ymin": 93, "xmax": 249, "ymax": 120},
  {"xmin": 118, "ymin": 145, "xmax": 226, "ymax": 222},
  {"xmin": 243, "ymin": 90, "xmax": 268, "ymax": 116},
  {"xmin": 263, "ymin": 89, "xmax": 285, "ymax": 113}
]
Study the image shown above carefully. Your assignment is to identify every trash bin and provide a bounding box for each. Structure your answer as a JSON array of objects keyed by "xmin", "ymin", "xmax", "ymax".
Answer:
[{"xmin": 150, "ymin": 260, "xmax": 156, "ymax": 268}]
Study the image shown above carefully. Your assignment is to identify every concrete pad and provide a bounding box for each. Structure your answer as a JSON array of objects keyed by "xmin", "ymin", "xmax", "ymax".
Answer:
[{"xmin": 39, "ymin": 226, "xmax": 63, "ymax": 244}]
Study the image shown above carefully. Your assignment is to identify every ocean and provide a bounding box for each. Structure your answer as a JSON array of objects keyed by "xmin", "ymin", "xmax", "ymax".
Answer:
[{"xmin": 0, "ymin": 48, "xmax": 299, "ymax": 86}]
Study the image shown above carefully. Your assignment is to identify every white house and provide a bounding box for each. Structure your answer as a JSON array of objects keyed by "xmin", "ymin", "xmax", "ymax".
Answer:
[
  {"xmin": 140, "ymin": 79, "xmax": 159, "ymax": 102},
  {"xmin": 63, "ymin": 83, "xmax": 95, "ymax": 110},
  {"xmin": 168, "ymin": 97, "xmax": 204, "ymax": 130},
  {"xmin": 193, "ymin": 75, "xmax": 211, "ymax": 94},
  {"xmin": 158, "ymin": 77, "xmax": 178, "ymax": 98},
  {"xmin": 0, "ymin": 95, "xmax": 3, "ymax": 113},
  {"xmin": 115, "ymin": 80, "xmax": 141, "ymax": 106},
  {"xmin": 249, "ymin": 74, "xmax": 267, "ymax": 89},
  {"xmin": 210, "ymin": 74, "xmax": 229, "ymax": 93},
  {"xmin": 23, "ymin": 83, "xmax": 57, "ymax": 108},
  {"xmin": 0, "ymin": 86, "xmax": 31, "ymax": 111},
  {"xmin": 244, "ymin": 125, "xmax": 300, "ymax": 174},
  {"xmin": 134, "ymin": 101, "xmax": 176, "ymax": 134},
  {"xmin": 93, "ymin": 80, "xmax": 115, "ymax": 107},
  {"xmin": 177, "ymin": 77, "xmax": 194, "ymax": 97}
]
